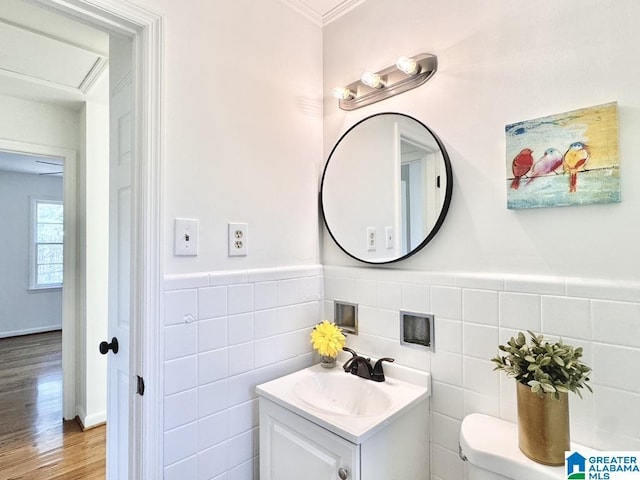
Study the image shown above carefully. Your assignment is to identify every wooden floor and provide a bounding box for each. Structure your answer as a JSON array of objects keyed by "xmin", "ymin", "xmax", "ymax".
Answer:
[{"xmin": 0, "ymin": 331, "xmax": 105, "ymax": 480}]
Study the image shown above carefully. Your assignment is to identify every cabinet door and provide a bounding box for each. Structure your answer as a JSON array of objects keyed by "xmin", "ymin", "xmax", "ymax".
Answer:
[{"xmin": 260, "ymin": 399, "xmax": 360, "ymax": 480}]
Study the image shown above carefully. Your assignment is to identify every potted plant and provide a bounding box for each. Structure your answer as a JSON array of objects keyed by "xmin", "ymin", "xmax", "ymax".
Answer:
[
  {"xmin": 491, "ymin": 330, "xmax": 592, "ymax": 466},
  {"xmin": 310, "ymin": 320, "xmax": 346, "ymax": 368}
]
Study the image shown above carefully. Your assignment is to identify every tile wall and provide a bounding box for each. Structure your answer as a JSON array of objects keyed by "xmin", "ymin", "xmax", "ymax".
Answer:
[
  {"xmin": 162, "ymin": 263, "xmax": 640, "ymax": 480},
  {"xmin": 324, "ymin": 266, "xmax": 640, "ymax": 480},
  {"xmin": 162, "ymin": 265, "xmax": 323, "ymax": 480}
]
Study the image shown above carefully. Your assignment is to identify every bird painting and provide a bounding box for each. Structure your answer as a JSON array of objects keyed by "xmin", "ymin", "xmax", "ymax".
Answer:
[
  {"xmin": 506, "ymin": 103, "xmax": 619, "ymax": 209},
  {"xmin": 562, "ymin": 142, "xmax": 590, "ymax": 193},
  {"xmin": 510, "ymin": 148, "xmax": 534, "ymax": 189},
  {"xmin": 526, "ymin": 148, "xmax": 564, "ymax": 185}
]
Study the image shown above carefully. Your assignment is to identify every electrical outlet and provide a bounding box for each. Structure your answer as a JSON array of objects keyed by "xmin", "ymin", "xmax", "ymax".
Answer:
[
  {"xmin": 228, "ymin": 223, "xmax": 248, "ymax": 256},
  {"xmin": 366, "ymin": 227, "xmax": 376, "ymax": 251},
  {"xmin": 174, "ymin": 218, "xmax": 199, "ymax": 256}
]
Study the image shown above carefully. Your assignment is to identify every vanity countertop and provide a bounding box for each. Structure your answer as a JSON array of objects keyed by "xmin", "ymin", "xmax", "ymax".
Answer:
[{"xmin": 256, "ymin": 361, "xmax": 430, "ymax": 444}]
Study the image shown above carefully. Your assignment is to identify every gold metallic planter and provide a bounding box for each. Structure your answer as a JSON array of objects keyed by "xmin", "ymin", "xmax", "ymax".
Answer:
[{"xmin": 516, "ymin": 382, "xmax": 570, "ymax": 466}]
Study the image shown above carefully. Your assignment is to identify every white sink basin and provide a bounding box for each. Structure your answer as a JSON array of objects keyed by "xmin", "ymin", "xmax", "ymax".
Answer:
[
  {"xmin": 256, "ymin": 361, "xmax": 430, "ymax": 443},
  {"xmin": 293, "ymin": 371, "xmax": 393, "ymax": 416}
]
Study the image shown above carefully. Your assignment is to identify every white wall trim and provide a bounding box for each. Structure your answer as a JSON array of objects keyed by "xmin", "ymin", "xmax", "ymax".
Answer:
[
  {"xmin": 323, "ymin": 265, "xmax": 640, "ymax": 302},
  {"xmin": 278, "ymin": 0, "xmax": 365, "ymax": 26},
  {"xmin": 0, "ymin": 137, "xmax": 77, "ymax": 421},
  {"xmin": 322, "ymin": 0, "xmax": 365, "ymax": 26},
  {"xmin": 76, "ymin": 404, "xmax": 107, "ymax": 430},
  {"xmin": 163, "ymin": 264, "xmax": 324, "ymax": 291},
  {"xmin": 131, "ymin": 8, "xmax": 164, "ymax": 480},
  {"xmin": 278, "ymin": 0, "xmax": 322, "ymax": 26},
  {"xmin": 0, "ymin": 325, "xmax": 62, "ymax": 339},
  {"xmin": 36, "ymin": 1, "xmax": 164, "ymax": 479}
]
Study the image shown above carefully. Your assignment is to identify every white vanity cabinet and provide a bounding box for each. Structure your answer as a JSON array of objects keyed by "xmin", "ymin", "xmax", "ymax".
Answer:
[
  {"xmin": 260, "ymin": 399, "xmax": 359, "ymax": 480},
  {"xmin": 259, "ymin": 397, "xmax": 430, "ymax": 480}
]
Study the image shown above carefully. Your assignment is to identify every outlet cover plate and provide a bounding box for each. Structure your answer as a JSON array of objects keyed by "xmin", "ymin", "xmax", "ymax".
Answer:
[{"xmin": 228, "ymin": 222, "xmax": 248, "ymax": 256}]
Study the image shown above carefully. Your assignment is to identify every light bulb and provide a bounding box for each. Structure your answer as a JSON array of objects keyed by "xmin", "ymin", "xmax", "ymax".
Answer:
[
  {"xmin": 396, "ymin": 56, "xmax": 419, "ymax": 75},
  {"xmin": 332, "ymin": 86, "xmax": 354, "ymax": 100},
  {"xmin": 360, "ymin": 71, "xmax": 384, "ymax": 89}
]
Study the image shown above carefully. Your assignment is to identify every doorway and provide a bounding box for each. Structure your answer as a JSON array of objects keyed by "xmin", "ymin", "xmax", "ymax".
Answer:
[
  {"xmin": 0, "ymin": 148, "xmax": 68, "ymax": 342},
  {"xmin": 400, "ymin": 137, "xmax": 441, "ymax": 256},
  {"xmin": 0, "ymin": 0, "xmax": 163, "ymax": 477},
  {"xmin": 0, "ymin": 139, "xmax": 79, "ymax": 415},
  {"xmin": 0, "ymin": 124, "xmax": 104, "ymax": 477}
]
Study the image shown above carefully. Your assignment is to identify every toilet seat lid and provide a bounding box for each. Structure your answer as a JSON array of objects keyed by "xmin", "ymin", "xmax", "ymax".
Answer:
[{"xmin": 459, "ymin": 413, "xmax": 566, "ymax": 480}]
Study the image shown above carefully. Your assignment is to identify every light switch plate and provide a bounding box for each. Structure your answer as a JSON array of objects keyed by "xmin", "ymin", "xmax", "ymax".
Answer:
[
  {"xmin": 385, "ymin": 226, "xmax": 394, "ymax": 249},
  {"xmin": 175, "ymin": 218, "xmax": 199, "ymax": 256}
]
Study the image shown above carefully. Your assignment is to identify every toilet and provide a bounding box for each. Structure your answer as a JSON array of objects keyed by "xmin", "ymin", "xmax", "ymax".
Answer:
[{"xmin": 459, "ymin": 413, "xmax": 565, "ymax": 480}]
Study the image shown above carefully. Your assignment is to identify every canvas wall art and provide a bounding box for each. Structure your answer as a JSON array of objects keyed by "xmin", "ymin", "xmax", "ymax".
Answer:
[{"xmin": 505, "ymin": 102, "xmax": 620, "ymax": 209}]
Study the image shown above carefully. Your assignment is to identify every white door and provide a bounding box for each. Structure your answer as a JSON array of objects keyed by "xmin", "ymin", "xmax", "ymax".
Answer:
[{"xmin": 105, "ymin": 34, "xmax": 134, "ymax": 480}]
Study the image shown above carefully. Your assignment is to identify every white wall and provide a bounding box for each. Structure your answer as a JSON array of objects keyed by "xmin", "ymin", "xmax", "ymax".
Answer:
[
  {"xmin": 126, "ymin": 0, "xmax": 324, "ymax": 477},
  {"xmin": 322, "ymin": 2, "xmax": 640, "ymax": 479},
  {"xmin": 134, "ymin": 0, "xmax": 323, "ymax": 274},
  {"xmin": 76, "ymin": 101, "xmax": 109, "ymax": 427},
  {"xmin": 0, "ymin": 170, "xmax": 63, "ymax": 337},
  {"xmin": 0, "ymin": 94, "xmax": 79, "ymax": 148},
  {"xmin": 323, "ymin": 0, "xmax": 640, "ymax": 281}
]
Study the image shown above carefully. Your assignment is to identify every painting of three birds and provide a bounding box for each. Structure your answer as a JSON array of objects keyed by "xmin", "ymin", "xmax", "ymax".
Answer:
[{"xmin": 505, "ymin": 102, "xmax": 620, "ymax": 209}]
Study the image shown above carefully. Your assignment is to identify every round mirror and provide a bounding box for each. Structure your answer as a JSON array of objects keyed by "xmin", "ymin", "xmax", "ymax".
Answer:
[{"xmin": 320, "ymin": 113, "xmax": 453, "ymax": 264}]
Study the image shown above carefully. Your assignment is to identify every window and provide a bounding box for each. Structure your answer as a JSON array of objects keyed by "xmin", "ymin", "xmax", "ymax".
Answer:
[{"xmin": 30, "ymin": 197, "xmax": 64, "ymax": 289}]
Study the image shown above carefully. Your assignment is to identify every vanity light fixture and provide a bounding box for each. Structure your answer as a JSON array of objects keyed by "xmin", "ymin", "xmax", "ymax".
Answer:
[
  {"xmin": 396, "ymin": 56, "xmax": 419, "ymax": 75},
  {"xmin": 331, "ymin": 86, "xmax": 355, "ymax": 100},
  {"xmin": 333, "ymin": 53, "xmax": 437, "ymax": 111},
  {"xmin": 360, "ymin": 71, "xmax": 385, "ymax": 89}
]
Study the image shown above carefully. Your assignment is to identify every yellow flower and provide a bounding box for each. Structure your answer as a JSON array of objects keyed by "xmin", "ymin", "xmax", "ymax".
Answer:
[{"xmin": 310, "ymin": 321, "xmax": 346, "ymax": 358}]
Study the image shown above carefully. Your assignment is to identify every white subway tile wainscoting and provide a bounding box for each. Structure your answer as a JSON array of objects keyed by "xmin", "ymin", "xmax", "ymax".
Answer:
[
  {"xmin": 163, "ymin": 265, "xmax": 323, "ymax": 480},
  {"xmin": 324, "ymin": 266, "xmax": 640, "ymax": 480},
  {"xmin": 163, "ymin": 264, "xmax": 640, "ymax": 480}
]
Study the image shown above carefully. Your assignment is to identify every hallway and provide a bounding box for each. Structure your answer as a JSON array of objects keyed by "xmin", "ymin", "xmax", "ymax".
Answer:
[{"xmin": 0, "ymin": 331, "xmax": 105, "ymax": 480}]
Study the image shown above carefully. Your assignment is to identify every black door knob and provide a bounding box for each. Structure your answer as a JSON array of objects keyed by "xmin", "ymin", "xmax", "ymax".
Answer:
[{"xmin": 99, "ymin": 337, "xmax": 119, "ymax": 355}]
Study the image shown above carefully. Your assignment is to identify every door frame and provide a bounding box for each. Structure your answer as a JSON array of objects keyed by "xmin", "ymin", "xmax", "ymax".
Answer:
[{"xmin": 36, "ymin": 0, "xmax": 164, "ymax": 478}]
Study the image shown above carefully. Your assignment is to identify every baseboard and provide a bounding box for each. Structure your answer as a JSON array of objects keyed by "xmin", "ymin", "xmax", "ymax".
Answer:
[
  {"xmin": 0, "ymin": 326, "xmax": 62, "ymax": 339},
  {"xmin": 76, "ymin": 407, "xmax": 106, "ymax": 430}
]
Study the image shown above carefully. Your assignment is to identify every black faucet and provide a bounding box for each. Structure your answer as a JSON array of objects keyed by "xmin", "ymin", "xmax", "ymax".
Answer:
[
  {"xmin": 342, "ymin": 347, "xmax": 394, "ymax": 382},
  {"xmin": 342, "ymin": 347, "xmax": 366, "ymax": 376},
  {"xmin": 371, "ymin": 357, "xmax": 395, "ymax": 382}
]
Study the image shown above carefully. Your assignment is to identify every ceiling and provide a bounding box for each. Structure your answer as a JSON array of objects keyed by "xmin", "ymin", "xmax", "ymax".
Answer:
[
  {"xmin": 0, "ymin": 0, "xmax": 109, "ymax": 110},
  {"xmin": 0, "ymin": 150, "xmax": 64, "ymax": 177},
  {"xmin": 0, "ymin": 0, "xmax": 108, "ymax": 176}
]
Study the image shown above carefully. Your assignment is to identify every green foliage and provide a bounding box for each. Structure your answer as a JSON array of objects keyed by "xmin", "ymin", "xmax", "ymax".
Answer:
[{"xmin": 491, "ymin": 331, "xmax": 592, "ymax": 399}]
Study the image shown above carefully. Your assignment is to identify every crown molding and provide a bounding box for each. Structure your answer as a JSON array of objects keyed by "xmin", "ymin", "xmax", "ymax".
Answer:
[
  {"xmin": 322, "ymin": 0, "xmax": 364, "ymax": 26},
  {"xmin": 279, "ymin": 0, "xmax": 365, "ymax": 27}
]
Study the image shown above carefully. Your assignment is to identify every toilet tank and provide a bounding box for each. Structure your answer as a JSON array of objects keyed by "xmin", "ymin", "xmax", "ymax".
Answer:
[{"xmin": 459, "ymin": 414, "xmax": 565, "ymax": 480}]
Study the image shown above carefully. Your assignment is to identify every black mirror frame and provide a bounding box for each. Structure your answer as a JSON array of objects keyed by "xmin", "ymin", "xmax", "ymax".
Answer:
[{"xmin": 320, "ymin": 112, "xmax": 453, "ymax": 265}]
